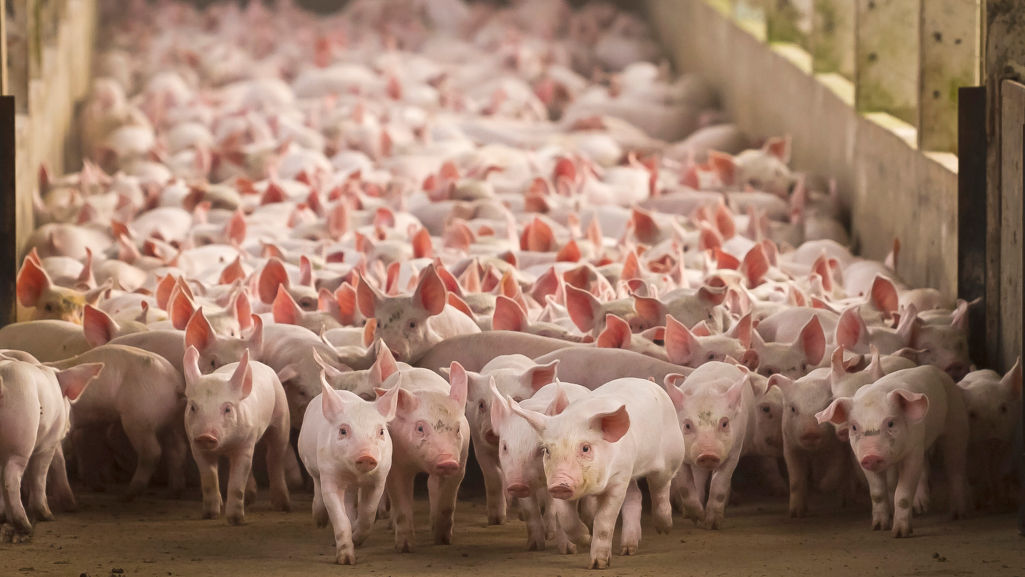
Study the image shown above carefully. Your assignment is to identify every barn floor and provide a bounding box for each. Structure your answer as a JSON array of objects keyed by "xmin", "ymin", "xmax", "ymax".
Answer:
[{"xmin": 2, "ymin": 486, "xmax": 1022, "ymax": 577}]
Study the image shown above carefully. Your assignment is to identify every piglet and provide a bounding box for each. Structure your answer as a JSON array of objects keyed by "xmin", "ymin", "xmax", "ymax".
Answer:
[
  {"xmin": 0, "ymin": 359, "xmax": 101, "ymax": 543},
  {"xmin": 510, "ymin": 377, "xmax": 685, "ymax": 569},
  {"xmin": 298, "ymin": 371, "xmax": 399, "ymax": 564},
  {"xmin": 816, "ymin": 365, "xmax": 970, "ymax": 536},
  {"xmin": 381, "ymin": 364, "xmax": 470, "ymax": 551},
  {"xmin": 183, "ymin": 346, "xmax": 292, "ymax": 524}
]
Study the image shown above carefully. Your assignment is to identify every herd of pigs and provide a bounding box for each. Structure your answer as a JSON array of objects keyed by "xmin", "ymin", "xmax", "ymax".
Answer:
[{"xmin": 0, "ymin": 0, "xmax": 1020, "ymax": 570}]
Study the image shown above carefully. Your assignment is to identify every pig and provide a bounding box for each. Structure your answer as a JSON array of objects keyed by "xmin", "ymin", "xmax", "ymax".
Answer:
[
  {"xmin": 381, "ymin": 365, "xmax": 470, "ymax": 551},
  {"xmin": 0, "ymin": 320, "xmax": 92, "ymax": 362},
  {"xmin": 490, "ymin": 379, "xmax": 593, "ymax": 552},
  {"xmin": 751, "ymin": 316, "xmax": 827, "ymax": 379},
  {"xmin": 533, "ymin": 347, "xmax": 693, "ymax": 389},
  {"xmin": 415, "ymin": 331, "xmax": 578, "ymax": 374},
  {"xmin": 48, "ymin": 344, "xmax": 188, "ymax": 498},
  {"xmin": 509, "ymin": 377, "xmax": 685, "ymax": 569},
  {"xmin": 956, "ymin": 358, "xmax": 1022, "ymax": 509},
  {"xmin": 357, "ymin": 265, "xmax": 482, "ymax": 363},
  {"xmin": 663, "ymin": 362, "xmax": 753, "ymax": 529},
  {"xmin": 16, "ymin": 257, "xmax": 107, "ymax": 323},
  {"xmin": 816, "ymin": 365, "xmax": 970, "ymax": 536},
  {"xmin": 298, "ymin": 371, "xmax": 400, "ymax": 564},
  {"xmin": 0, "ymin": 359, "xmax": 101, "ymax": 543},
  {"xmin": 449, "ymin": 355, "xmax": 558, "ymax": 525},
  {"xmin": 183, "ymin": 347, "xmax": 292, "ymax": 524}
]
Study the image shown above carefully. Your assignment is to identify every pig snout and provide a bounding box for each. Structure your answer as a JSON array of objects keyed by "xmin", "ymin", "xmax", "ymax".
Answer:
[
  {"xmin": 945, "ymin": 363, "xmax": 969, "ymax": 382},
  {"xmin": 859, "ymin": 454, "xmax": 886, "ymax": 472},
  {"xmin": 798, "ymin": 427, "xmax": 823, "ymax": 447},
  {"xmin": 483, "ymin": 429, "xmax": 499, "ymax": 446},
  {"xmin": 193, "ymin": 433, "xmax": 219, "ymax": 451},
  {"xmin": 548, "ymin": 477, "xmax": 576, "ymax": 500},
  {"xmin": 695, "ymin": 452, "xmax": 721, "ymax": 470},
  {"xmin": 835, "ymin": 426, "xmax": 850, "ymax": 443},
  {"xmin": 506, "ymin": 482, "xmax": 531, "ymax": 499},
  {"xmin": 433, "ymin": 456, "xmax": 461, "ymax": 476},
  {"xmin": 354, "ymin": 453, "xmax": 379, "ymax": 473}
]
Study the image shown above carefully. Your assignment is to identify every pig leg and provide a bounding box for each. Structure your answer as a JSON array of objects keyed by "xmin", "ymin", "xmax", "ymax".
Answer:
[
  {"xmin": 263, "ymin": 424, "xmax": 292, "ymax": 512},
  {"xmin": 343, "ymin": 488, "xmax": 358, "ymax": 527},
  {"xmin": 618, "ymin": 480, "xmax": 642, "ymax": 555},
  {"xmin": 386, "ymin": 468, "xmax": 416, "ymax": 552},
  {"xmin": 311, "ymin": 474, "xmax": 329, "ymax": 528},
  {"xmin": 783, "ymin": 444, "xmax": 809, "ymax": 518},
  {"xmin": 520, "ymin": 494, "xmax": 546, "ymax": 551},
  {"xmin": 474, "ymin": 443, "xmax": 506, "ymax": 525},
  {"xmin": 892, "ymin": 452, "xmax": 925, "ymax": 538},
  {"xmin": 942, "ymin": 428, "xmax": 970, "ymax": 519},
  {"xmin": 579, "ymin": 495, "xmax": 598, "ymax": 528},
  {"xmin": 225, "ymin": 447, "xmax": 255, "ymax": 525},
  {"xmin": 863, "ymin": 469, "xmax": 892, "ymax": 531},
  {"xmin": 320, "ymin": 478, "xmax": 356, "ymax": 565},
  {"xmin": 121, "ymin": 422, "xmax": 162, "ymax": 500},
  {"xmin": 541, "ymin": 491, "xmax": 557, "ymax": 541},
  {"xmin": 428, "ymin": 467, "xmax": 465, "ymax": 545},
  {"xmin": 912, "ymin": 463, "xmax": 930, "ymax": 514},
  {"xmin": 673, "ymin": 466, "xmax": 704, "ymax": 523},
  {"xmin": 646, "ymin": 470, "xmax": 675, "ymax": 535},
  {"xmin": 354, "ymin": 480, "xmax": 387, "ymax": 546},
  {"xmin": 553, "ymin": 498, "xmax": 589, "ymax": 554},
  {"xmin": 192, "ymin": 449, "xmax": 222, "ymax": 519},
  {"xmin": 162, "ymin": 427, "xmax": 188, "ymax": 498},
  {"xmin": 48, "ymin": 445, "xmax": 77, "ymax": 512},
  {"xmin": 692, "ymin": 465, "xmax": 710, "ymax": 505},
  {"xmin": 704, "ymin": 453, "xmax": 741, "ymax": 530},
  {"xmin": 758, "ymin": 456, "xmax": 788, "ymax": 496},
  {"xmin": 25, "ymin": 447, "xmax": 57, "ymax": 522},
  {"xmin": 284, "ymin": 445, "xmax": 305, "ymax": 491},
  {"xmin": 588, "ymin": 483, "xmax": 629, "ymax": 569},
  {"xmin": 0, "ymin": 456, "xmax": 31, "ymax": 542},
  {"xmin": 245, "ymin": 471, "xmax": 258, "ymax": 504}
]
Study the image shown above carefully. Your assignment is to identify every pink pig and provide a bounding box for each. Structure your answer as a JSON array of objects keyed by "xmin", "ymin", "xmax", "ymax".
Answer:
[
  {"xmin": 817, "ymin": 365, "xmax": 970, "ymax": 536},
  {"xmin": 298, "ymin": 371, "xmax": 399, "ymax": 564},
  {"xmin": 183, "ymin": 347, "xmax": 292, "ymax": 524}
]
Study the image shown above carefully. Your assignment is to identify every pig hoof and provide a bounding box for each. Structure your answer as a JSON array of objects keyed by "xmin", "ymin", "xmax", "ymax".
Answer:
[
  {"xmin": 227, "ymin": 514, "xmax": 245, "ymax": 526},
  {"xmin": 527, "ymin": 537, "xmax": 545, "ymax": 551},
  {"xmin": 272, "ymin": 497, "xmax": 291, "ymax": 512},
  {"xmin": 434, "ymin": 532, "xmax": 453, "ymax": 545},
  {"xmin": 871, "ymin": 517, "xmax": 892, "ymax": 531},
  {"xmin": 488, "ymin": 513, "xmax": 506, "ymax": 525},
  {"xmin": 619, "ymin": 543, "xmax": 638, "ymax": 556},
  {"xmin": 588, "ymin": 551, "xmax": 611, "ymax": 569},
  {"xmin": 558, "ymin": 539, "xmax": 576, "ymax": 555},
  {"xmin": 1, "ymin": 524, "xmax": 31, "ymax": 544},
  {"xmin": 913, "ymin": 496, "xmax": 930, "ymax": 515},
  {"xmin": 336, "ymin": 547, "xmax": 357, "ymax": 565},
  {"xmin": 891, "ymin": 523, "xmax": 912, "ymax": 538},
  {"xmin": 395, "ymin": 539, "xmax": 414, "ymax": 553}
]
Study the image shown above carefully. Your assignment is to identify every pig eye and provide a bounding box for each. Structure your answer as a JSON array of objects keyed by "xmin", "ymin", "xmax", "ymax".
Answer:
[
  {"xmin": 887, "ymin": 420, "xmax": 895, "ymax": 429},
  {"xmin": 706, "ymin": 353, "xmax": 715, "ymax": 361},
  {"xmin": 210, "ymin": 359, "xmax": 217, "ymax": 369},
  {"xmin": 762, "ymin": 406, "xmax": 771, "ymax": 414},
  {"xmin": 478, "ymin": 400, "xmax": 486, "ymax": 413},
  {"xmin": 580, "ymin": 443, "xmax": 591, "ymax": 454},
  {"xmin": 790, "ymin": 406, "xmax": 796, "ymax": 414},
  {"xmin": 44, "ymin": 304, "xmax": 54, "ymax": 312},
  {"xmin": 189, "ymin": 403, "xmax": 197, "ymax": 413},
  {"xmin": 378, "ymin": 427, "xmax": 386, "ymax": 437},
  {"xmin": 408, "ymin": 320, "xmax": 417, "ymax": 329},
  {"xmin": 501, "ymin": 442, "xmax": 508, "ymax": 453},
  {"xmin": 683, "ymin": 420, "xmax": 693, "ymax": 432},
  {"xmin": 338, "ymin": 425, "xmax": 349, "ymax": 438},
  {"xmin": 719, "ymin": 417, "xmax": 729, "ymax": 430},
  {"xmin": 851, "ymin": 424, "xmax": 858, "ymax": 433},
  {"xmin": 416, "ymin": 422, "xmax": 426, "ymax": 434},
  {"xmin": 223, "ymin": 405, "xmax": 232, "ymax": 415}
]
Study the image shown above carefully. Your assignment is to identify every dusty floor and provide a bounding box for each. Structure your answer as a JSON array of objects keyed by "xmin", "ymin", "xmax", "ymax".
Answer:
[{"xmin": 2, "ymin": 483, "xmax": 1024, "ymax": 577}]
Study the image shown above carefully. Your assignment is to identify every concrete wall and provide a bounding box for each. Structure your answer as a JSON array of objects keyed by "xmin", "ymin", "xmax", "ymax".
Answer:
[{"xmin": 646, "ymin": 0, "xmax": 959, "ymax": 297}]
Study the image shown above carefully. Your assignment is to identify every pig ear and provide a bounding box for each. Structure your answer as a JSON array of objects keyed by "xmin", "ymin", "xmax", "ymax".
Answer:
[
  {"xmin": 320, "ymin": 370, "xmax": 347, "ymax": 422},
  {"xmin": 816, "ymin": 397, "xmax": 853, "ymax": 425},
  {"xmin": 356, "ymin": 274, "xmax": 383, "ymax": 318},
  {"xmin": 725, "ymin": 373, "xmax": 749, "ymax": 410},
  {"xmin": 276, "ymin": 363, "xmax": 300, "ymax": 387},
  {"xmin": 234, "ymin": 291, "xmax": 253, "ymax": 332},
  {"xmin": 272, "ymin": 285, "xmax": 302, "ymax": 325},
  {"xmin": 258, "ymin": 258, "xmax": 290, "ymax": 305},
  {"xmin": 374, "ymin": 345, "xmax": 399, "ymax": 383},
  {"xmin": 763, "ymin": 136, "xmax": 791, "ymax": 163},
  {"xmin": 1003, "ymin": 357, "xmax": 1022, "ymax": 400},
  {"xmin": 888, "ymin": 389, "xmax": 929, "ymax": 423},
  {"xmin": 83, "ymin": 304, "xmax": 119, "ymax": 347},
  {"xmin": 246, "ymin": 315, "xmax": 264, "ymax": 358},
  {"xmin": 829, "ymin": 345, "xmax": 848, "ymax": 385},
  {"xmin": 869, "ymin": 275, "xmax": 899, "ymax": 318},
  {"xmin": 521, "ymin": 361, "xmax": 557, "ymax": 393},
  {"xmin": 596, "ymin": 314, "xmax": 631, "ymax": 349},
  {"xmin": 697, "ymin": 284, "xmax": 727, "ymax": 306},
  {"xmin": 835, "ymin": 307, "xmax": 868, "ymax": 351},
  {"xmin": 708, "ymin": 151, "xmax": 736, "ymax": 186},
  {"xmin": 170, "ymin": 290, "xmax": 197, "ymax": 330},
  {"xmin": 508, "ymin": 401, "xmax": 549, "ymax": 434},
  {"xmin": 56, "ymin": 363, "xmax": 104, "ymax": 403},
  {"xmin": 448, "ymin": 361, "xmax": 468, "ymax": 409},
  {"xmin": 632, "ymin": 294, "xmax": 665, "ymax": 327},
  {"xmin": 393, "ymin": 386, "xmax": 420, "ymax": 415},
  {"xmin": 183, "ymin": 346, "xmax": 204, "ymax": 386},
  {"xmin": 16, "ymin": 258, "xmax": 50, "ymax": 307},
  {"xmin": 489, "ymin": 382, "xmax": 511, "ymax": 432},
  {"xmin": 797, "ymin": 316, "xmax": 826, "ymax": 365},
  {"xmin": 230, "ymin": 349, "xmax": 254, "ymax": 400},
  {"xmin": 590, "ymin": 404, "xmax": 631, "ymax": 443},
  {"xmin": 540, "ymin": 382, "xmax": 568, "ymax": 416},
  {"xmin": 312, "ymin": 348, "xmax": 345, "ymax": 379},
  {"xmin": 564, "ymin": 284, "xmax": 599, "ymax": 332},
  {"xmin": 185, "ymin": 309, "xmax": 215, "ymax": 353},
  {"xmin": 492, "ymin": 295, "xmax": 527, "ymax": 332},
  {"xmin": 664, "ymin": 314, "xmax": 698, "ymax": 364},
  {"xmin": 375, "ymin": 384, "xmax": 400, "ymax": 421},
  {"xmin": 663, "ymin": 377, "xmax": 686, "ymax": 410},
  {"xmin": 728, "ymin": 313, "xmax": 753, "ymax": 348},
  {"xmin": 766, "ymin": 374, "xmax": 794, "ymax": 398},
  {"xmin": 413, "ymin": 265, "xmax": 447, "ymax": 316},
  {"xmin": 740, "ymin": 349, "xmax": 760, "ymax": 370}
]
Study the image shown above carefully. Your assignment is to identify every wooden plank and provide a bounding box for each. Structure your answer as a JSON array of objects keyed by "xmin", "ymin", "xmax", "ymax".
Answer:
[
  {"xmin": 855, "ymin": 0, "xmax": 920, "ymax": 126},
  {"xmin": 919, "ymin": 0, "xmax": 981, "ymax": 153},
  {"xmin": 0, "ymin": 96, "xmax": 14, "ymax": 327},
  {"xmin": 999, "ymin": 79, "xmax": 1024, "ymax": 374},
  {"xmin": 811, "ymin": 0, "xmax": 855, "ymax": 78},
  {"xmin": 957, "ymin": 86, "xmax": 987, "ymax": 368}
]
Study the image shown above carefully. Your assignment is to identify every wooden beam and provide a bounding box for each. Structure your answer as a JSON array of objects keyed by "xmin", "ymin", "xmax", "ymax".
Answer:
[
  {"xmin": 855, "ymin": 0, "xmax": 920, "ymax": 125},
  {"xmin": 957, "ymin": 86, "xmax": 987, "ymax": 368},
  {"xmin": 0, "ymin": 96, "xmax": 14, "ymax": 327},
  {"xmin": 919, "ymin": 0, "xmax": 981, "ymax": 153},
  {"xmin": 811, "ymin": 0, "xmax": 855, "ymax": 78}
]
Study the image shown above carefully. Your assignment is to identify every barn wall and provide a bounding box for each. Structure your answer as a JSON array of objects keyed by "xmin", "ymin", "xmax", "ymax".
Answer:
[{"xmin": 646, "ymin": 0, "xmax": 959, "ymax": 298}]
